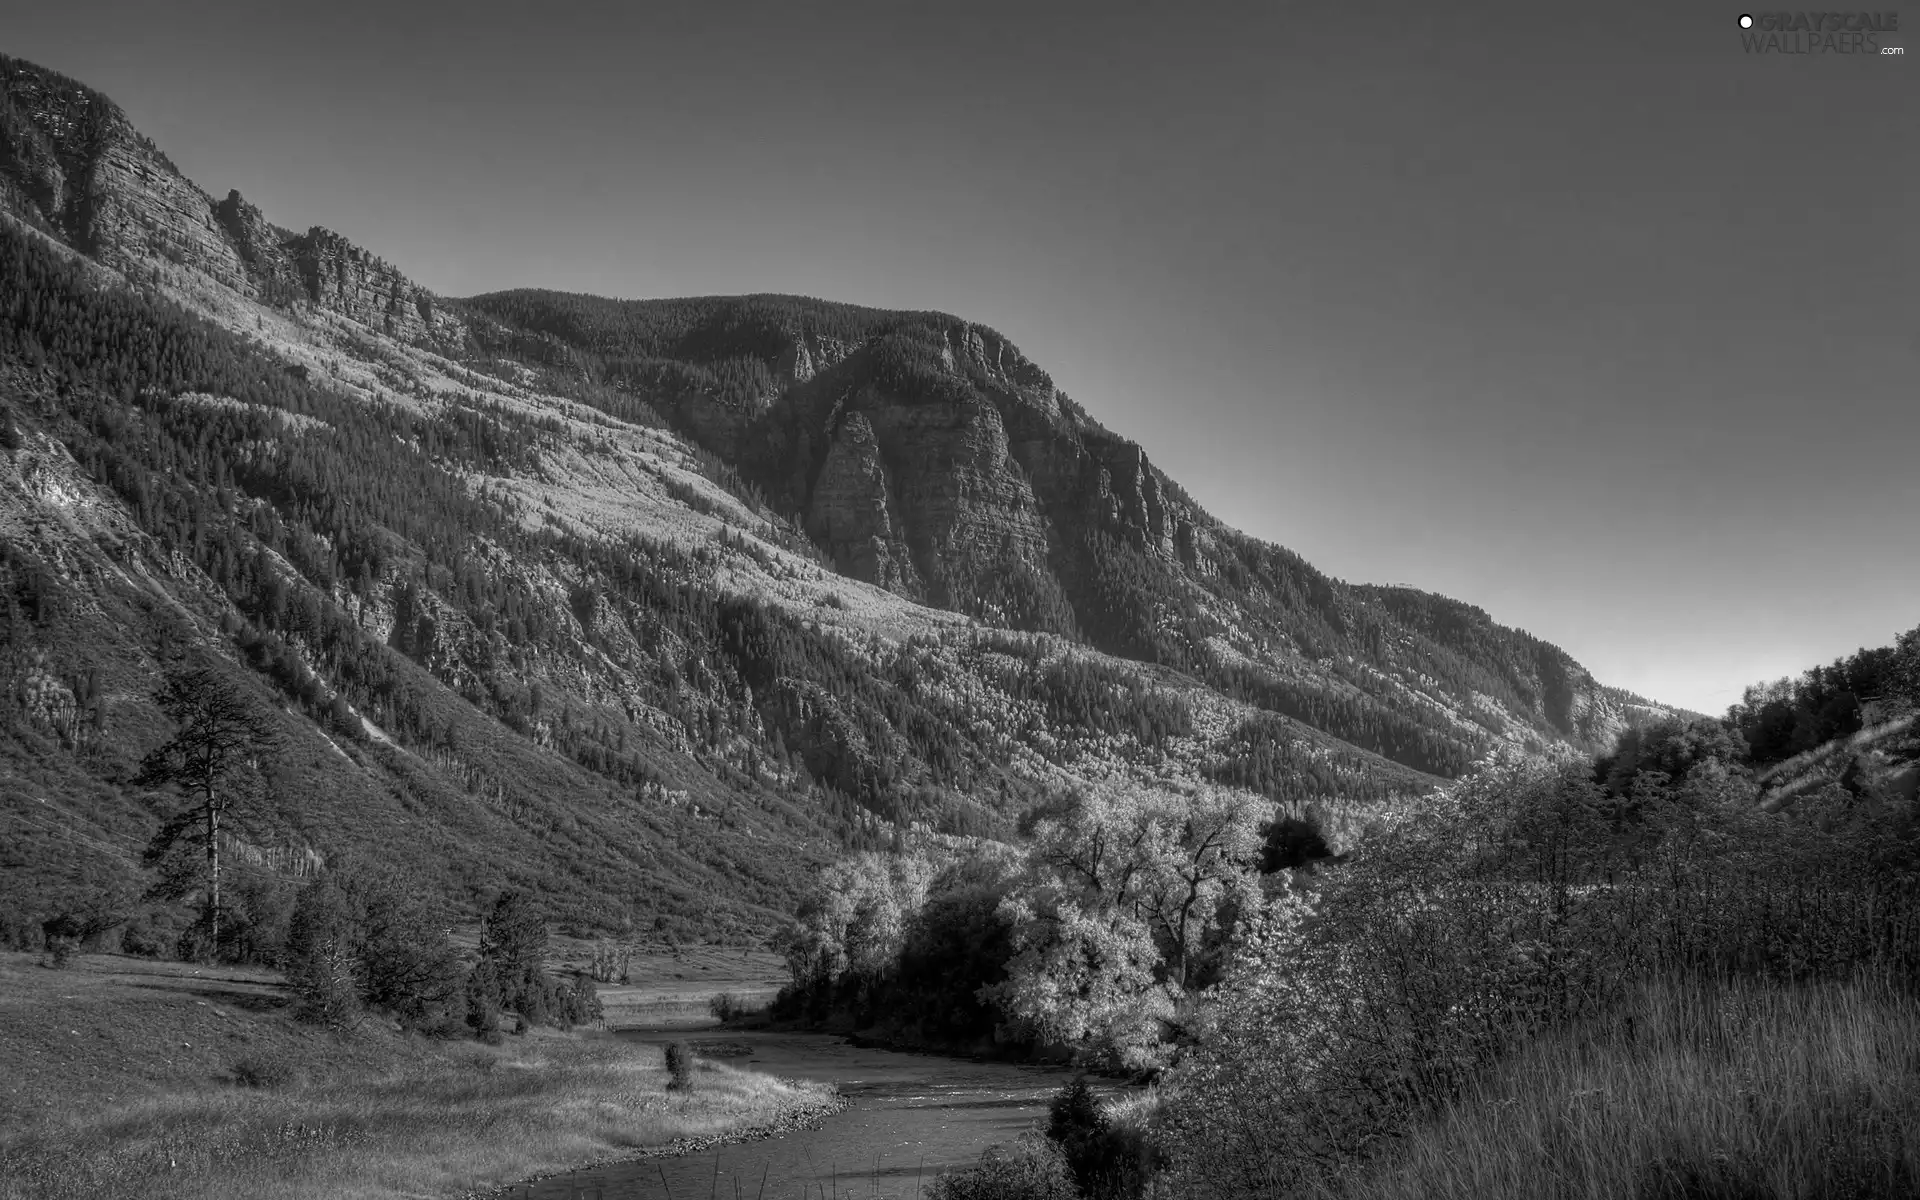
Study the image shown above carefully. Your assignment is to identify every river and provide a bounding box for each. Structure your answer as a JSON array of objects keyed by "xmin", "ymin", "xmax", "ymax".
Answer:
[{"xmin": 514, "ymin": 1028, "xmax": 1091, "ymax": 1200}]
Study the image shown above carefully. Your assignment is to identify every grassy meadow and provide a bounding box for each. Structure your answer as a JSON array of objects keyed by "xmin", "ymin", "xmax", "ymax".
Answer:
[
  {"xmin": 0, "ymin": 952, "xmax": 838, "ymax": 1200},
  {"xmin": 1312, "ymin": 976, "xmax": 1920, "ymax": 1200}
]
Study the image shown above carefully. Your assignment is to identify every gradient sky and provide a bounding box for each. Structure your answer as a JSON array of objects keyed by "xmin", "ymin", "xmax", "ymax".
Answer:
[{"xmin": 7, "ymin": 0, "xmax": 1915, "ymax": 714}]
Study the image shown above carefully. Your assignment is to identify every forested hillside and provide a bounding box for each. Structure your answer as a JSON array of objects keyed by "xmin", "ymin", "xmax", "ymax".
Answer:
[{"xmin": 0, "ymin": 50, "xmax": 1682, "ymax": 960}]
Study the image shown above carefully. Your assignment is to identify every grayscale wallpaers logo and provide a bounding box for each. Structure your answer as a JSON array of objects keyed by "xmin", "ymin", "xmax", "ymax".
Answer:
[{"xmin": 1738, "ymin": 11, "xmax": 1904, "ymax": 53}]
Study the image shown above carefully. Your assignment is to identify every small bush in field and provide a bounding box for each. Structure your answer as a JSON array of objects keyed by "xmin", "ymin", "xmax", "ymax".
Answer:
[
  {"xmin": 42, "ymin": 935, "xmax": 77, "ymax": 968},
  {"xmin": 709, "ymin": 991, "xmax": 741, "ymax": 1022},
  {"xmin": 665, "ymin": 1040, "xmax": 694, "ymax": 1090},
  {"xmin": 232, "ymin": 1053, "xmax": 300, "ymax": 1089},
  {"xmin": 926, "ymin": 1136, "xmax": 1079, "ymax": 1200}
]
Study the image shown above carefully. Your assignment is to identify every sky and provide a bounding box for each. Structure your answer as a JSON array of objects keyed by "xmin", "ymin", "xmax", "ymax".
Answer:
[{"xmin": 6, "ymin": 0, "xmax": 1915, "ymax": 714}]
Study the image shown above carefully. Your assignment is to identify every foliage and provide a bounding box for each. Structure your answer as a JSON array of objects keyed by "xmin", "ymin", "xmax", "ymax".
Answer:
[
  {"xmin": 1592, "ymin": 716, "xmax": 1746, "ymax": 796},
  {"xmin": 1157, "ymin": 749, "xmax": 1920, "ymax": 1197},
  {"xmin": 1299, "ymin": 978, "xmax": 1920, "ymax": 1200},
  {"xmin": 0, "ymin": 215, "xmax": 842, "ymax": 941},
  {"xmin": 465, "ymin": 890, "xmax": 595, "ymax": 1030},
  {"xmin": 990, "ymin": 782, "xmax": 1264, "ymax": 1070},
  {"xmin": 664, "ymin": 1039, "xmax": 693, "ymax": 1091},
  {"xmin": 924, "ymin": 1135, "xmax": 1080, "ymax": 1200},
  {"xmin": 774, "ymin": 847, "xmax": 1021, "ymax": 1048},
  {"xmin": 136, "ymin": 661, "xmax": 282, "ymax": 962},
  {"xmin": 777, "ymin": 851, "xmax": 942, "ymax": 1024},
  {"xmin": 285, "ymin": 861, "xmax": 461, "ymax": 1027},
  {"xmin": 1725, "ymin": 625, "xmax": 1919, "ymax": 767},
  {"xmin": 1044, "ymin": 1076, "xmax": 1156, "ymax": 1199}
]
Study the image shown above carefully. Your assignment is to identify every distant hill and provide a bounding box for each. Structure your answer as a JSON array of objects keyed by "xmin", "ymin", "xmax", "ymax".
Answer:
[{"xmin": 0, "ymin": 50, "xmax": 1688, "ymax": 947}]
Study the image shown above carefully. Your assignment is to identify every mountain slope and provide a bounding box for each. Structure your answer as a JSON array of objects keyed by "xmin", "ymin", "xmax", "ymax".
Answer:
[{"xmin": 0, "ymin": 51, "xmax": 1684, "ymax": 949}]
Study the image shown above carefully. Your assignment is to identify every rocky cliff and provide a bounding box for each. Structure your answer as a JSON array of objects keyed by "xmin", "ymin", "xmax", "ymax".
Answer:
[
  {"xmin": 456, "ymin": 288, "xmax": 1671, "ymax": 755},
  {"xmin": 0, "ymin": 54, "xmax": 458, "ymax": 347}
]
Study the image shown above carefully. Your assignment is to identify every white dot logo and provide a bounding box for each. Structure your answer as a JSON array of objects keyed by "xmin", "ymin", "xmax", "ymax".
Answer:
[{"xmin": 1738, "ymin": 13, "xmax": 1754, "ymax": 27}]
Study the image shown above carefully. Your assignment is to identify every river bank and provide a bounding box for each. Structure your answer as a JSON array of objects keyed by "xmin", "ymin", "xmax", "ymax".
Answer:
[
  {"xmin": 508, "ymin": 1027, "xmax": 1103, "ymax": 1200},
  {"xmin": 0, "ymin": 951, "xmax": 836, "ymax": 1200}
]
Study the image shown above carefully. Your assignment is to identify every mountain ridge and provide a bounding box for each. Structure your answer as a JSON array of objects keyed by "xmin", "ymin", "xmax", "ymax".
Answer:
[{"xmin": 0, "ymin": 49, "xmax": 1690, "ymax": 947}]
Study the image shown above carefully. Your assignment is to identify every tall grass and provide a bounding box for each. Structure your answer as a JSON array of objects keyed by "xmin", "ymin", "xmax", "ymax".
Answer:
[
  {"xmin": 1158, "ymin": 755, "xmax": 1920, "ymax": 1198},
  {"xmin": 1312, "ymin": 976, "xmax": 1920, "ymax": 1200},
  {"xmin": 0, "ymin": 1034, "xmax": 837, "ymax": 1200}
]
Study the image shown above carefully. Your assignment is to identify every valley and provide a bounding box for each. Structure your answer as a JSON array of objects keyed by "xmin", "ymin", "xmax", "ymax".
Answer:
[{"xmin": 0, "ymin": 43, "xmax": 1914, "ymax": 1200}]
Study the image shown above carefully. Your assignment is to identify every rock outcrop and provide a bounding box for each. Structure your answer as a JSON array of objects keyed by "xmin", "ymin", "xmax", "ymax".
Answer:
[
  {"xmin": 1, "ymin": 57, "xmax": 249, "ymax": 291},
  {"xmin": 213, "ymin": 189, "xmax": 305, "ymax": 305},
  {"xmin": 288, "ymin": 226, "xmax": 439, "ymax": 343},
  {"xmin": 0, "ymin": 54, "xmax": 459, "ymax": 348},
  {"xmin": 805, "ymin": 411, "xmax": 923, "ymax": 596}
]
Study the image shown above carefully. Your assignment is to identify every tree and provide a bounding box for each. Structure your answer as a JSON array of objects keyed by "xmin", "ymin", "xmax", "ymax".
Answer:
[
  {"xmin": 138, "ymin": 663, "xmax": 280, "ymax": 961},
  {"xmin": 286, "ymin": 861, "xmax": 462, "ymax": 1027},
  {"xmin": 473, "ymin": 889, "xmax": 556, "ymax": 1023},
  {"xmin": 1888, "ymin": 625, "xmax": 1920, "ymax": 715},
  {"xmin": 990, "ymin": 783, "xmax": 1264, "ymax": 1069}
]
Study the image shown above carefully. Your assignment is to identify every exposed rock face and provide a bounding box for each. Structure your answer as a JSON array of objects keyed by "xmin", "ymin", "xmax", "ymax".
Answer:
[
  {"xmin": 728, "ymin": 315, "xmax": 1203, "ymax": 624},
  {"xmin": 857, "ymin": 389, "xmax": 1054, "ymax": 605},
  {"xmin": 806, "ymin": 412, "xmax": 923, "ymax": 596},
  {"xmin": 777, "ymin": 332, "xmax": 859, "ymax": 387},
  {"xmin": 213, "ymin": 189, "xmax": 305, "ymax": 305},
  {"xmin": 0, "ymin": 57, "xmax": 249, "ymax": 291},
  {"xmin": 0, "ymin": 54, "xmax": 458, "ymax": 348},
  {"xmin": 288, "ymin": 226, "xmax": 438, "ymax": 343}
]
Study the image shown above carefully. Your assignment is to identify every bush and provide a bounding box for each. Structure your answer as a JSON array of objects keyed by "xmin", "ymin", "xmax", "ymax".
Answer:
[
  {"xmin": 231, "ymin": 1053, "xmax": 301, "ymax": 1089},
  {"xmin": 1158, "ymin": 752, "xmax": 1920, "ymax": 1197},
  {"xmin": 926, "ymin": 1136, "xmax": 1079, "ymax": 1200},
  {"xmin": 709, "ymin": 991, "xmax": 742, "ymax": 1022},
  {"xmin": 664, "ymin": 1040, "xmax": 694, "ymax": 1090},
  {"xmin": 291, "ymin": 935, "xmax": 362, "ymax": 1029},
  {"xmin": 1045, "ymin": 1077, "xmax": 1157, "ymax": 1200},
  {"xmin": 287, "ymin": 866, "xmax": 460, "ymax": 1026},
  {"xmin": 118, "ymin": 910, "xmax": 176, "ymax": 958},
  {"xmin": 41, "ymin": 934, "xmax": 77, "ymax": 968}
]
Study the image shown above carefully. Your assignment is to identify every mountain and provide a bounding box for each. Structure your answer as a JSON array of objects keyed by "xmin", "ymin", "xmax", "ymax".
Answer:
[{"xmin": 0, "ymin": 51, "xmax": 1686, "ymax": 948}]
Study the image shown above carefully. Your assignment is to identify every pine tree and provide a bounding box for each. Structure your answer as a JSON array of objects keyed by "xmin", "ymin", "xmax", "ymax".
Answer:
[{"xmin": 138, "ymin": 662, "xmax": 281, "ymax": 961}]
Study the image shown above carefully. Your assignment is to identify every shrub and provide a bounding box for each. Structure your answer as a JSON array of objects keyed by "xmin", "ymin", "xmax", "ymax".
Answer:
[
  {"xmin": 559, "ymin": 973, "xmax": 602, "ymax": 1028},
  {"xmin": 1045, "ymin": 1077, "xmax": 1157, "ymax": 1200},
  {"xmin": 231, "ymin": 1053, "xmax": 301, "ymax": 1089},
  {"xmin": 464, "ymin": 960, "xmax": 502, "ymax": 1037},
  {"xmin": 709, "ymin": 991, "xmax": 742, "ymax": 1022},
  {"xmin": 42, "ymin": 934, "xmax": 77, "ymax": 968},
  {"xmin": 664, "ymin": 1040, "xmax": 694, "ymax": 1090},
  {"xmin": 287, "ymin": 866, "xmax": 460, "ymax": 1026},
  {"xmin": 118, "ymin": 910, "xmax": 176, "ymax": 958},
  {"xmin": 1158, "ymin": 752, "xmax": 1920, "ymax": 1197},
  {"xmin": 926, "ymin": 1136, "xmax": 1079, "ymax": 1200},
  {"xmin": 291, "ymin": 935, "xmax": 362, "ymax": 1029}
]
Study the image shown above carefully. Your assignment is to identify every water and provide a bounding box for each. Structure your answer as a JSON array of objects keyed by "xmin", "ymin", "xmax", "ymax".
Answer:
[{"xmin": 515, "ymin": 1028, "xmax": 1089, "ymax": 1200}]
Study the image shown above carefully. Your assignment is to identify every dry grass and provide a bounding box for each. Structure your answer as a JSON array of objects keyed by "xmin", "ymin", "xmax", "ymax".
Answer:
[
  {"xmin": 0, "ymin": 1033, "xmax": 837, "ymax": 1200},
  {"xmin": 1311, "ymin": 977, "xmax": 1920, "ymax": 1200},
  {"xmin": 0, "ymin": 953, "xmax": 837, "ymax": 1200}
]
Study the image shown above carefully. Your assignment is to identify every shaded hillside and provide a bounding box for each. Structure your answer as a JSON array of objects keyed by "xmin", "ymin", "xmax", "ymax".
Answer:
[
  {"xmin": 462, "ymin": 287, "xmax": 1668, "ymax": 761},
  {"xmin": 0, "ymin": 50, "xmax": 1681, "ymax": 950}
]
